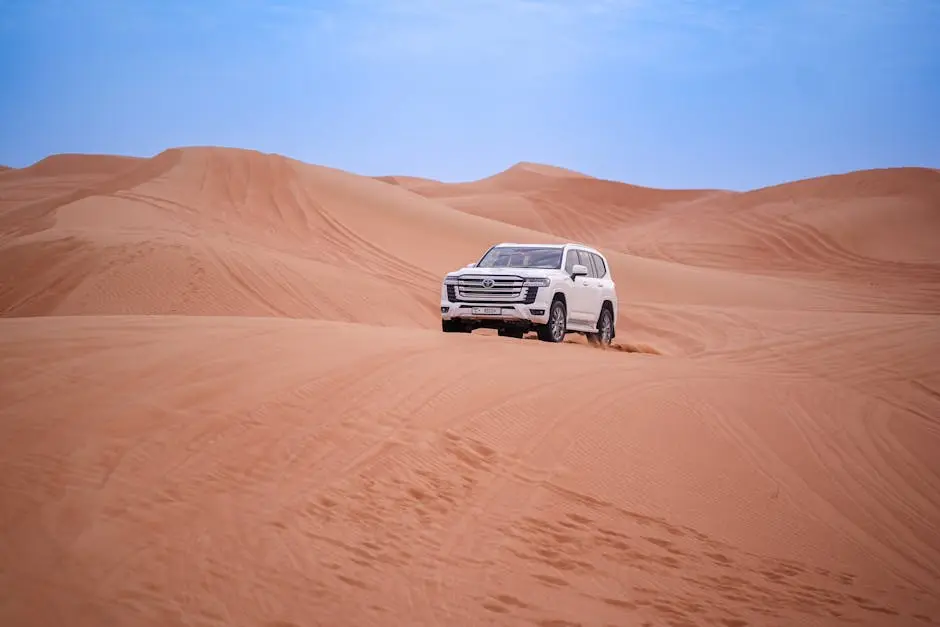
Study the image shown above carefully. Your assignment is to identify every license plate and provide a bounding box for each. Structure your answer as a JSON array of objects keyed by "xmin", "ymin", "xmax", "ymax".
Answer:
[{"xmin": 472, "ymin": 307, "xmax": 501, "ymax": 315}]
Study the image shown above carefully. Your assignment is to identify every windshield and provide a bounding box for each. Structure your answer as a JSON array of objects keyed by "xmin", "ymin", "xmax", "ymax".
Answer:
[{"xmin": 476, "ymin": 246, "xmax": 563, "ymax": 269}]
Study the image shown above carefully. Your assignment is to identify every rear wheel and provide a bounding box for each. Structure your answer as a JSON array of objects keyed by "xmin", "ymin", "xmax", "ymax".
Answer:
[
  {"xmin": 587, "ymin": 307, "xmax": 614, "ymax": 346},
  {"xmin": 537, "ymin": 299, "xmax": 567, "ymax": 343}
]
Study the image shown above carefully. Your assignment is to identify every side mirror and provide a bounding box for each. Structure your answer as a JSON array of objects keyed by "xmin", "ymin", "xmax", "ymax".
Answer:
[
  {"xmin": 465, "ymin": 262, "xmax": 476, "ymax": 268},
  {"xmin": 571, "ymin": 264, "xmax": 588, "ymax": 278}
]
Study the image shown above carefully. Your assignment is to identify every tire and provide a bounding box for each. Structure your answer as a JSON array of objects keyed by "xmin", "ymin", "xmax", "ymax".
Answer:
[
  {"xmin": 537, "ymin": 299, "xmax": 567, "ymax": 343},
  {"xmin": 587, "ymin": 306, "xmax": 614, "ymax": 347},
  {"xmin": 442, "ymin": 319, "xmax": 469, "ymax": 333},
  {"xmin": 498, "ymin": 327, "xmax": 525, "ymax": 339}
]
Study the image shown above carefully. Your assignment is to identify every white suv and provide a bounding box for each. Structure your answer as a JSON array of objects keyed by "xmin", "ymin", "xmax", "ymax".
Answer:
[{"xmin": 440, "ymin": 242, "xmax": 618, "ymax": 344}]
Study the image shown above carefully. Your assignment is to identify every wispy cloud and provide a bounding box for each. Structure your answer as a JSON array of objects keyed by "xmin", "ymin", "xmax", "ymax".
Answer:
[{"xmin": 4, "ymin": 0, "xmax": 936, "ymax": 76}]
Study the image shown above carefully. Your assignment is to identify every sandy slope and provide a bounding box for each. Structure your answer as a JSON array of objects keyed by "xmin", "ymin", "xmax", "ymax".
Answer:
[
  {"xmin": 1, "ymin": 147, "xmax": 939, "ymax": 627},
  {"xmin": 392, "ymin": 165, "xmax": 940, "ymax": 314}
]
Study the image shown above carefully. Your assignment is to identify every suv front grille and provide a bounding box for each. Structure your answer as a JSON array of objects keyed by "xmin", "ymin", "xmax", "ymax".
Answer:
[
  {"xmin": 447, "ymin": 285, "xmax": 539, "ymax": 304},
  {"xmin": 455, "ymin": 275, "xmax": 525, "ymax": 302}
]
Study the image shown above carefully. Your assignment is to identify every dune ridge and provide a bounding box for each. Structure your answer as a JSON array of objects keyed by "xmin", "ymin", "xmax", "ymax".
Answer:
[{"xmin": 1, "ymin": 146, "xmax": 938, "ymax": 626}]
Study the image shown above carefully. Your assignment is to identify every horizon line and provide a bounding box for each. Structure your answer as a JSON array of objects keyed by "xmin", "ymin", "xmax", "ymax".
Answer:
[{"xmin": 4, "ymin": 143, "xmax": 939, "ymax": 195}]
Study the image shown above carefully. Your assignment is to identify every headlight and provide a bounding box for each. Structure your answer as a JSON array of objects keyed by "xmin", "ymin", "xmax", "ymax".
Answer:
[
  {"xmin": 444, "ymin": 275, "xmax": 459, "ymax": 285},
  {"xmin": 523, "ymin": 278, "xmax": 550, "ymax": 287}
]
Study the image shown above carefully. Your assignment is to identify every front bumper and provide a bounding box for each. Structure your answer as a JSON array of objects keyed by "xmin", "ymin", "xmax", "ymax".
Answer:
[
  {"xmin": 441, "ymin": 302, "xmax": 551, "ymax": 325},
  {"xmin": 440, "ymin": 284, "xmax": 551, "ymax": 325}
]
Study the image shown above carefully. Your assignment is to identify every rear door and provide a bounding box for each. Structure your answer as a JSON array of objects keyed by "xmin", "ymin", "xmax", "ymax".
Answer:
[
  {"xmin": 591, "ymin": 252, "xmax": 616, "ymax": 318},
  {"xmin": 578, "ymin": 249, "xmax": 604, "ymax": 325},
  {"xmin": 563, "ymin": 248, "xmax": 592, "ymax": 324}
]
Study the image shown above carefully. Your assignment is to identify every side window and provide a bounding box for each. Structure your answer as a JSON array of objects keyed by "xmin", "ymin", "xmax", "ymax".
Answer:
[
  {"xmin": 591, "ymin": 253, "xmax": 607, "ymax": 278},
  {"xmin": 585, "ymin": 252, "xmax": 600, "ymax": 278},
  {"xmin": 577, "ymin": 250, "xmax": 597, "ymax": 278},
  {"xmin": 564, "ymin": 249, "xmax": 579, "ymax": 273}
]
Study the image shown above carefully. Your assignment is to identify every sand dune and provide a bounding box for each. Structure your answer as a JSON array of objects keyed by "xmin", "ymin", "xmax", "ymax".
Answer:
[
  {"xmin": 1, "ymin": 147, "xmax": 939, "ymax": 626},
  {"xmin": 394, "ymin": 164, "xmax": 940, "ymax": 313},
  {"xmin": 2, "ymin": 147, "xmax": 856, "ymax": 322},
  {"xmin": 380, "ymin": 162, "xmax": 723, "ymax": 243},
  {"xmin": 2, "ymin": 147, "xmax": 553, "ymax": 322}
]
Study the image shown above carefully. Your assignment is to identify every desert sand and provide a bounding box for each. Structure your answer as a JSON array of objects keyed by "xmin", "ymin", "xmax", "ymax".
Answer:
[{"xmin": 1, "ymin": 147, "xmax": 939, "ymax": 626}]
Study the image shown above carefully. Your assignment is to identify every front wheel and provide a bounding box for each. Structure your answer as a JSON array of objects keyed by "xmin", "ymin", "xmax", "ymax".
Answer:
[
  {"xmin": 587, "ymin": 307, "xmax": 614, "ymax": 346},
  {"xmin": 537, "ymin": 299, "xmax": 567, "ymax": 343}
]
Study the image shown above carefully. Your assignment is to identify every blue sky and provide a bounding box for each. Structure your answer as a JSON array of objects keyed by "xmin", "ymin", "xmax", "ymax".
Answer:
[{"xmin": 1, "ymin": 0, "xmax": 938, "ymax": 190}]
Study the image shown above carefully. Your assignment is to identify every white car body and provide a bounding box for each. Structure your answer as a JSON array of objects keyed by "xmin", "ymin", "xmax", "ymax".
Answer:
[{"xmin": 440, "ymin": 242, "xmax": 619, "ymax": 343}]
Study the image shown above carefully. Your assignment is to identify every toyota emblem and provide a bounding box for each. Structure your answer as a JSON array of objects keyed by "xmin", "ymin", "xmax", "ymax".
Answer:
[{"xmin": 482, "ymin": 278, "xmax": 495, "ymax": 288}]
